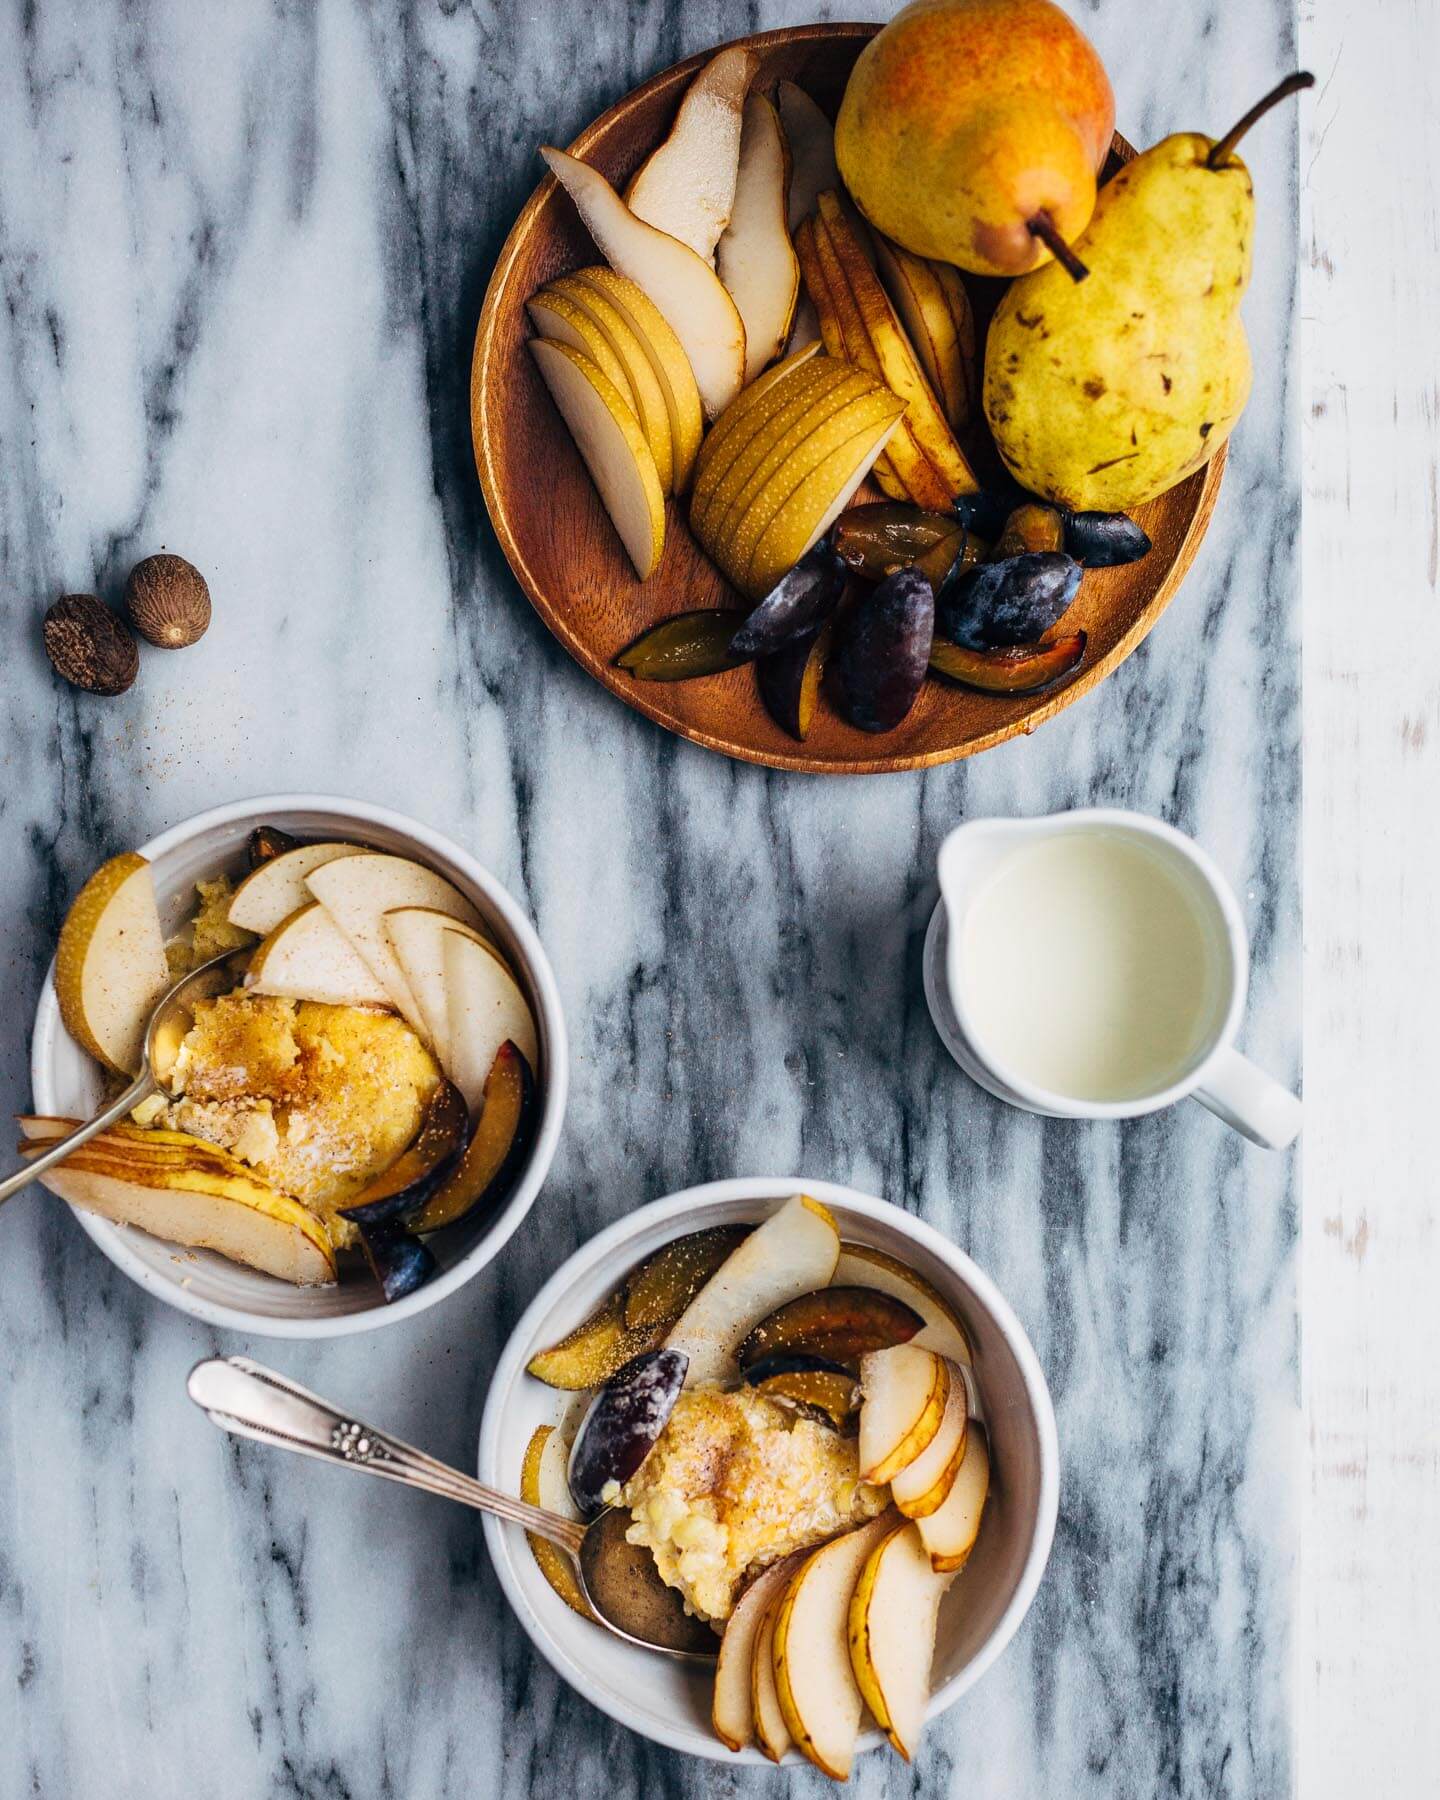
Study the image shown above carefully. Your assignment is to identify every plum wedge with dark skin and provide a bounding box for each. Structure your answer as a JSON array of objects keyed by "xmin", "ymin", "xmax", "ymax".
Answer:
[
  {"xmin": 338, "ymin": 1080, "xmax": 469, "ymax": 1230},
  {"xmin": 745, "ymin": 1352, "xmax": 859, "ymax": 1430},
  {"xmin": 756, "ymin": 616, "xmax": 834, "ymax": 742},
  {"xmin": 411, "ymin": 1042, "xmax": 536, "ymax": 1234},
  {"xmin": 527, "ymin": 1225, "xmax": 752, "ymax": 1388},
  {"xmin": 929, "ymin": 631, "xmax": 1087, "ymax": 693},
  {"xmin": 728, "ymin": 546, "xmax": 845, "ymax": 659},
  {"xmin": 936, "ymin": 551, "xmax": 1082, "ymax": 651},
  {"xmin": 526, "ymin": 1295, "xmax": 663, "ymax": 1391},
  {"xmin": 615, "ymin": 610, "xmax": 751, "ymax": 681},
  {"xmin": 1063, "ymin": 510, "xmax": 1152, "ymax": 567},
  {"xmin": 622, "ymin": 1225, "xmax": 749, "ymax": 1331},
  {"xmin": 736, "ymin": 1286, "xmax": 925, "ymax": 1370},
  {"xmin": 831, "ymin": 566, "xmax": 934, "ymax": 733},
  {"xmin": 567, "ymin": 1347, "xmax": 689, "ymax": 1518},
  {"xmin": 248, "ymin": 823, "xmax": 302, "ymax": 867},
  {"xmin": 358, "ymin": 1220, "xmax": 437, "ymax": 1303}
]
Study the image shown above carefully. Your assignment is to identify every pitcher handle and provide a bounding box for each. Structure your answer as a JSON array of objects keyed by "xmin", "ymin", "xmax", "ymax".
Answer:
[{"xmin": 1192, "ymin": 1046, "xmax": 1301, "ymax": 1150}]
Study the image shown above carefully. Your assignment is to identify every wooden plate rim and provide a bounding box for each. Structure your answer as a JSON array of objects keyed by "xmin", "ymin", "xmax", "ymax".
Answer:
[{"xmin": 471, "ymin": 22, "xmax": 1226, "ymax": 776}]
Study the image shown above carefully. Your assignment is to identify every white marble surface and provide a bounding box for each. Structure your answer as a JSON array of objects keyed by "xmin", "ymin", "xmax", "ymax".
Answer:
[{"xmin": 0, "ymin": 2, "xmax": 1302, "ymax": 1795}]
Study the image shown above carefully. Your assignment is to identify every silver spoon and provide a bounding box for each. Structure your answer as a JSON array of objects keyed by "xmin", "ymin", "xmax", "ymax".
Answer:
[
  {"xmin": 1, "ymin": 948, "xmax": 251, "ymax": 1209},
  {"xmin": 186, "ymin": 1355, "xmax": 717, "ymax": 1660}
]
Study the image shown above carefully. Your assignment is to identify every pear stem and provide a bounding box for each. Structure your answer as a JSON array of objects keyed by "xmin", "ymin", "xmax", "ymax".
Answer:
[
  {"xmin": 1026, "ymin": 210, "xmax": 1089, "ymax": 282},
  {"xmin": 1208, "ymin": 70, "xmax": 1315, "ymax": 167}
]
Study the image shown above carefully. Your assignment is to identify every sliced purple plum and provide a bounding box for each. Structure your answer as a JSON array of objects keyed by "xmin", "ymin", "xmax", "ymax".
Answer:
[
  {"xmin": 831, "ymin": 566, "xmax": 934, "ymax": 733},
  {"xmin": 729, "ymin": 546, "xmax": 845, "ymax": 659},
  {"xmin": 936, "ymin": 551, "xmax": 1081, "ymax": 651},
  {"xmin": 567, "ymin": 1347, "xmax": 689, "ymax": 1518}
]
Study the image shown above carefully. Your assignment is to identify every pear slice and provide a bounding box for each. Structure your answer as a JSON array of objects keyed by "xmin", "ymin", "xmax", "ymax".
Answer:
[
  {"xmin": 690, "ymin": 339, "xmax": 820, "ymax": 497},
  {"xmin": 246, "ymin": 901, "xmax": 394, "ymax": 1009},
  {"xmin": 625, "ymin": 46, "xmax": 758, "ymax": 261},
  {"xmin": 693, "ymin": 356, "xmax": 870, "ymax": 549},
  {"xmin": 528, "ymin": 338, "xmax": 666, "ymax": 579},
  {"xmin": 806, "ymin": 206, "xmax": 955, "ymax": 510},
  {"xmin": 717, "ymin": 94, "xmax": 799, "ymax": 386},
  {"xmin": 54, "ymin": 852, "xmax": 171, "ymax": 1076},
  {"xmin": 817, "ymin": 194, "xmax": 980, "ymax": 499},
  {"xmin": 857, "ymin": 1344, "xmax": 951, "ymax": 1485},
  {"xmin": 917, "ymin": 1424, "xmax": 990, "ymax": 1572},
  {"xmin": 26, "ymin": 1127, "xmax": 336, "ymax": 1285},
  {"xmin": 305, "ymin": 853, "xmax": 485, "ymax": 1040},
  {"xmin": 521, "ymin": 1424, "xmax": 593, "ymax": 1620},
  {"xmin": 751, "ymin": 1583, "xmax": 795, "ymax": 1762},
  {"xmin": 777, "ymin": 81, "xmax": 840, "ymax": 233},
  {"xmin": 384, "ymin": 907, "xmax": 495, "ymax": 1065},
  {"xmin": 564, "ymin": 268, "xmax": 704, "ymax": 491},
  {"xmin": 540, "ymin": 147, "xmax": 746, "ymax": 420},
  {"xmin": 794, "ymin": 214, "xmax": 906, "ymax": 501},
  {"xmin": 541, "ymin": 276, "xmax": 675, "ymax": 494},
  {"xmin": 871, "ymin": 235, "xmax": 977, "ymax": 437},
  {"xmin": 665, "ymin": 1193, "xmax": 841, "ymax": 1387},
  {"xmin": 771, "ymin": 1511, "xmax": 900, "ymax": 1780},
  {"xmin": 833, "ymin": 1242, "xmax": 973, "ymax": 1366},
  {"xmin": 889, "ymin": 1363, "xmax": 968, "ymax": 1517},
  {"xmin": 712, "ymin": 1552, "xmax": 802, "ymax": 1753},
  {"xmin": 443, "ymin": 927, "xmax": 538, "ymax": 1119},
  {"xmin": 707, "ymin": 384, "xmax": 900, "ymax": 593},
  {"xmin": 526, "ymin": 287, "xmax": 671, "ymax": 490},
  {"xmin": 847, "ymin": 1518, "xmax": 951, "ymax": 1760},
  {"xmin": 744, "ymin": 404, "xmax": 903, "ymax": 597},
  {"xmin": 227, "ymin": 841, "xmax": 367, "ymax": 934}
]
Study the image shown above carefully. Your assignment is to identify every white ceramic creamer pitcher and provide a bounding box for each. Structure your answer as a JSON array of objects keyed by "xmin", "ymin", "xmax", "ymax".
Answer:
[{"xmin": 922, "ymin": 809, "xmax": 1301, "ymax": 1150}]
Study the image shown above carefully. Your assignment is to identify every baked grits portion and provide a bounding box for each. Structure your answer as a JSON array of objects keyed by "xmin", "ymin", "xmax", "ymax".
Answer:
[
  {"xmin": 142, "ymin": 991, "xmax": 439, "ymax": 1233},
  {"xmin": 617, "ymin": 1387, "xmax": 886, "ymax": 1622}
]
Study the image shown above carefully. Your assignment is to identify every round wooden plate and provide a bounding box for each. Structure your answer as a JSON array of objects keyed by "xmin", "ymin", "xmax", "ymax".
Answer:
[{"xmin": 472, "ymin": 23, "xmax": 1224, "ymax": 775}]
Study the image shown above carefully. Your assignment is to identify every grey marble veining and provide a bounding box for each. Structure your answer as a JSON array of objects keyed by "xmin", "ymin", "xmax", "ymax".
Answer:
[{"xmin": 0, "ymin": 1, "xmax": 1299, "ymax": 1795}]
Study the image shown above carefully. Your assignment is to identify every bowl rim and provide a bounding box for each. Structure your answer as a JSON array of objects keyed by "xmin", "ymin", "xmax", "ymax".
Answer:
[
  {"xmin": 28, "ymin": 792, "xmax": 569, "ymax": 1340},
  {"xmin": 471, "ymin": 19, "xmax": 1226, "ymax": 776},
  {"xmin": 477, "ymin": 1175, "xmax": 1060, "ymax": 1765}
]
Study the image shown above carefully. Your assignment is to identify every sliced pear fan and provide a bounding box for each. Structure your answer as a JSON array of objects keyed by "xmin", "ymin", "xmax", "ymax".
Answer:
[
  {"xmin": 247, "ymin": 902, "xmax": 394, "ymax": 1009},
  {"xmin": 917, "ymin": 1424, "xmax": 991, "ymax": 1571},
  {"xmin": 889, "ymin": 1363, "xmax": 968, "ymax": 1517},
  {"xmin": 305, "ymin": 852, "xmax": 486, "ymax": 1040},
  {"xmin": 528, "ymin": 338, "xmax": 666, "ymax": 579},
  {"xmin": 536, "ymin": 277, "xmax": 676, "ymax": 493},
  {"xmin": 716, "ymin": 93, "xmax": 800, "ymax": 385},
  {"xmin": 541, "ymin": 147, "xmax": 746, "ymax": 420},
  {"xmin": 847, "ymin": 1519, "xmax": 952, "ymax": 1760},
  {"xmin": 745, "ymin": 403, "xmax": 904, "ymax": 597},
  {"xmin": 443, "ymin": 928, "xmax": 539, "ymax": 1120},
  {"xmin": 227, "ymin": 841, "xmax": 366, "ymax": 934},
  {"xmin": 857, "ymin": 1343, "xmax": 951, "ymax": 1485},
  {"xmin": 563, "ymin": 268, "xmax": 704, "ymax": 491},
  {"xmin": 772, "ymin": 1512, "xmax": 899, "ymax": 1780},
  {"xmin": 625, "ymin": 46, "xmax": 758, "ymax": 261},
  {"xmin": 712, "ymin": 1553, "xmax": 801, "ymax": 1753}
]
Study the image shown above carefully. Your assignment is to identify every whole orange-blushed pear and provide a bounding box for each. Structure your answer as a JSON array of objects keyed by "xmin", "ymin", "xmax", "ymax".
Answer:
[{"xmin": 835, "ymin": 0, "xmax": 1115, "ymax": 278}]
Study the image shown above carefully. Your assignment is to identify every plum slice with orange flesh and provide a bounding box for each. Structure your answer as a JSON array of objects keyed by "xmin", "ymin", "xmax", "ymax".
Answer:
[
  {"xmin": 928, "ymin": 631, "xmax": 1086, "ymax": 694},
  {"xmin": 622, "ymin": 1225, "xmax": 750, "ymax": 1330},
  {"xmin": 567, "ymin": 1347, "xmax": 689, "ymax": 1517},
  {"xmin": 745, "ymin": 1352, "xmax": 859, "ymax": 1429},
  {"xmin": 735, "ymin": 1285, "xmax": 925, "ymax": 1372},
  {"xmin": 338, "ymin": 1079, "xmax": 468, "ymax": 1229},
  {"xmin": 411, "ymin": 1042, "xmax": 536, "ymax": 1234}
]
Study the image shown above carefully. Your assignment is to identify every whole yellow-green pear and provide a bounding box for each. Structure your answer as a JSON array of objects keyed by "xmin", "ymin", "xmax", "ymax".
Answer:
[
  {"xmin": 984, "ymin": 74, "xmax": 1312, "ymax": 510},
  {"xmin": 836, "ymin": 0, "xmax": 1115, "ymax": 279}
]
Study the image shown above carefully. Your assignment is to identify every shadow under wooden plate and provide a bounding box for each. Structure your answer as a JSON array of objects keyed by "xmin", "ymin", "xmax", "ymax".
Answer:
[{"xmin": 471, "ymin": 23, "xmax": 1224, "ymax": 776}]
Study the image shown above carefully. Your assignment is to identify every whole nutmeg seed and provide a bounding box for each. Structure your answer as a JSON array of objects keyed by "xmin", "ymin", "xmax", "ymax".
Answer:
[
  {"xmin": 42, "ymin": 594, "xmax": 140, "ymax": 695},
  {"xmin": 125, "ymin": 552, "xmax": 211, "ymax": 649}
]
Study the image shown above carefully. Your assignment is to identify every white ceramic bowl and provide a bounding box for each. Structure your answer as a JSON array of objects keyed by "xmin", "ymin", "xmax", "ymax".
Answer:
[
  {"xmin": 478, "ymin": 1177, "xmax": 1059, "ymax": 1766},
  {"xmin": 29, "ymin": 794, "xmax": 568, "ymax": 1338}
]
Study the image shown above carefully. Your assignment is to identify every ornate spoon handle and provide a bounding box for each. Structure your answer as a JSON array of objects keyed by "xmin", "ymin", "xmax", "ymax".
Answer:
[{"xmin": 187, "ymin": 1356, "xmax": 586, "ymax": 1556}]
